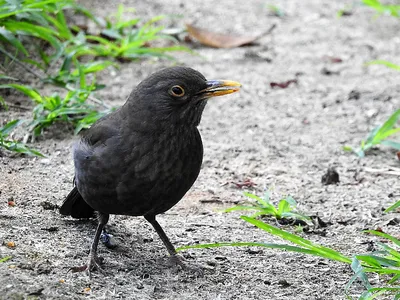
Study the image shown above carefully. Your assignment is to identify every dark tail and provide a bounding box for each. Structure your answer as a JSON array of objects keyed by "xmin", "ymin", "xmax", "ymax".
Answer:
[{"xmin": 60, "ymin": 186, "xmax": 95, "ymax": 218}]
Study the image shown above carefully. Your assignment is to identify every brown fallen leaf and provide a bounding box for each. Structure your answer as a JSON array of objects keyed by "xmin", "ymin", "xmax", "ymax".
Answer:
[
  {"xmin": 6, "ymin": 241, "xmax": 15, "ymax": 248},
  {"xmin": 323, "ymin": 55, "xmax": 343, "ymax": 63},
  {"xmin": 185, "ymin": 23, "xmax": 276, "ymax": 48},
  {"xmin": 231, "ymin": 178, "xmax": 256, "ymax": 189},
  {"xmin": 270, "ymin": 79, "xmax": 297, "ymax": 89},
  {"xmin": 397, "ymin": 151, "xmax": 400, "ymax": 160}
]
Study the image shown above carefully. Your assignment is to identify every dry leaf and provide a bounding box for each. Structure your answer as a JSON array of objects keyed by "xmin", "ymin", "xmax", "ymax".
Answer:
[
  {"xmin": 323, "ymin": 55, "xmax": 343, "ymax": 63},
  {"xmin": 270, "ymin": 79, "xmax": 297, "ymax": 89},
  {"xmin": 185, "ymin": 23, "xmax": 276, "ymax": 48},
  {"xmin": 6, "ymin": 241, "xmax": 15, "ymax": 248},
  {"xmin": 231, "ymin": 178, "xmax": 256, "ymax": 189}
]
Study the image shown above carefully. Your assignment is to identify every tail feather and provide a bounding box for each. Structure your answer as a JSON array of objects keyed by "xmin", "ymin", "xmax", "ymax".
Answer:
[{"xmin": 60, "ymin": 186, "xmax": 95, "ymax": 219}]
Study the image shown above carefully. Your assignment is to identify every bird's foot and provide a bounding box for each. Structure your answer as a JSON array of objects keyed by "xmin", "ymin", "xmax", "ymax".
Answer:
[
  {"xmin": 86, "ymin": 254, "xmax": 107, "ymax": 277},
  {"xmin": 168, "ymin": 255, "xmax": 205, "ymax": 277},
  {"xmin": 70, "ymin": 254, "xmax": 107, "ymax": 277}
]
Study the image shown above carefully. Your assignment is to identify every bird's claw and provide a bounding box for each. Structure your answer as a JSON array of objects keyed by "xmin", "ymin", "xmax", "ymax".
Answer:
[
  {"xmin": 87, "ymin": 255, "xmax": 107, "ymax": 277},
  {"xmin": 168, "ymin": 255, "xmax": 205, "ymax": 277},
  {"xmin": 168, "ymin": 254, "xmax": 185, "ymax": 268},
  {"xmin": 69, "ymin": 255, "xmax": 107, "ymax": 277}
]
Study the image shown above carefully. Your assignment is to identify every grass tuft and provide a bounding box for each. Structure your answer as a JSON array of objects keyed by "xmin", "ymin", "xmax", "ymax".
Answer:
[
  {"xmin": 223, "ymin": 191, "xmax": 310, "ymax": 223},
  {"xmin": 344, "ymin": 109, "xmax": 400, "ymax": 157},
  {"xmin": 0, "ymin": 120, "xmax": 44, "ymax": 156},
  {"xmin": 178, "ymin": 195, "xmax": 400, "ymax": 298},
  {"xmin": 0, "ymin": 0, "xmax": 190, "ymax": 155}
]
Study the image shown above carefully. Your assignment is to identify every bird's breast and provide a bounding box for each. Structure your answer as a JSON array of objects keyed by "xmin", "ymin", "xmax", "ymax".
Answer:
[{"xmin": 76, "ymin": 126, "xmax": 204, "ymax": 216}]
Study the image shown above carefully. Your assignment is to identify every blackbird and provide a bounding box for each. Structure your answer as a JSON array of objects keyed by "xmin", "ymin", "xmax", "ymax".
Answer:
[{"xmin": 60, "ymin": 66, "xmax": 241, "ymax": 273}]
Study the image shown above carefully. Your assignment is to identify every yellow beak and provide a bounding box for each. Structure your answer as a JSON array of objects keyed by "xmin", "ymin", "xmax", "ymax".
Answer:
[{"xmin": 197, "ymin": 80, "xmax": 241, "ymax": 98}]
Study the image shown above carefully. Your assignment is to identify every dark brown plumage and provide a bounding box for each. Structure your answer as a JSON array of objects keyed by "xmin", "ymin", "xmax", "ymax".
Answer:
[{"xmin": 60, "ymin": 66, "xmax": 240, "ymax": 273}]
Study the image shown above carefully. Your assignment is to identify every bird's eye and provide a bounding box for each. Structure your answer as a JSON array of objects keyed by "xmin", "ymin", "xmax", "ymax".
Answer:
[{"xmin": 169, "ymin": 85, "xmax": 185, "ymax": 97}]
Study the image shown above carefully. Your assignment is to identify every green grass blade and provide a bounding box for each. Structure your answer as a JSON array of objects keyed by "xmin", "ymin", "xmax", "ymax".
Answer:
[
  {"xmin": 70, "ymin": 61, "xmax": 115, "ymax": 76},
  {"xmin": 56, "ymin": 10, "xmax": 73, "ymax": 39},
  {"xmin": 242, "ymin": 216, "xmax": 352, "ymax": 263},
  {"xmin": 277, "ymin": 199, "xmax": 292, "ymax": 216},
  {"xmin": 285, "ymin": 196, "xmax": 297, "ymax": 206},
  {"xmin": 1, "ymin": 139, "xmax": 44, "ymax": 157},
  {"xmin": 367, "ymin": 60, "xmax": 400, "ymax": 71},
  {"xmin": 0, "ymin": 74, "xmax": 18, "ymax": 80},
  {"xmin": 366, "ymin": 287, "xmax": 400, "ymax": 294},
  {"xmin": 365, "ymin": 126, "xmax": 381, "ymax": 145},
  {"xmin": 376, "ymin": 127, "xmax": 400, "ymax": 142},
  {"xmin": 47, "ymin": 107, "xmax": 94, "ymax": 119},
  {"xmin": 0, "ymin": 119, "xmax": 23, "ymax": 137},
  {"xmin": 244, "ymin": 191, "xmax": 270, "ymax": 208},
  {"xmin": 372, "ymin": 109, "xmax": 400, "ymax": 142},
  {"xmin": 365, "ymin": 230, "xmax": 400, "ymax": 248},
  {"xmin": 385, "ymin": 200, "xmax": 400, "ymax": 213},
  {"xmin": 381, "ymin": 140, "xmax": 400, "ymax": 150},
  {"xmin": 374, "ymin": 242, "xmax": 400, "ymax": 261},
  {"xmin": 75, "ymin": 59, "xmax": 86, "ymax": 89},
  {"xmin": 389, "ymin": 274, "xmax": 400, "ymax": 284},
  {"xmin": 0, "ymin": 28, "xmax": 29, "ymax": 55},
  {"xmin": 0, "ymin": 84, "xmax": 43, "ymax": 103},
  {"xmin": 176, "ymin": 241, "xmax": 330, "ymax": 257},
  {"xmin": 0, "ymin": 256, "xmax": 12, "ymax": 263},
  {"xmin": 362, "ymin": 267, "xmax": 400, "ymax": 275},
  {"xmin": 3, "ymin": 21, "xmax": 61, "ymax": 50},
  {"xmin": 357, "ymin": 254, "xmax": 400, "ymax": 268},
  {"xmin": 0, "ymin": 95, "xmax": 6, "ymax": 110},
  {"xmin": 281, "ymin": 212, "xmax": 310, "ymax": 221},
  {"xmin": 222, "ymin": 205, "xmax": 259, "ymax": 213},
  {"xmin": 348, "ymin": 257, "xmax": 372, "ymax": 290}
]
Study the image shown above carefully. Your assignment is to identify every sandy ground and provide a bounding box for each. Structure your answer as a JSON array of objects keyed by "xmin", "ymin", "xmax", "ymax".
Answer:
[{"xmin": 1, "ymin": 0, "xmax": 400, "ymax": 299}]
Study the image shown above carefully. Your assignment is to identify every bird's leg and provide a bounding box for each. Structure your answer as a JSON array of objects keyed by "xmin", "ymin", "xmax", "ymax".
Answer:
[
  {"xmin": 87, "ymin": 213, "xmax": 109, "ymax": 274},
  {"xmin": 144, "ymin": 214, "xmax": 179, "ymax": 257},
  {"xmin": 144, "ymin": 215, "xmax": 183, "ymax": 267},
  {"xmin": 144, "ymin": 214, "xmax": 204, "ymax": 276},
  {"xmin": 71, "ymin": 213, "xmax": 109, "ymax": 276}
]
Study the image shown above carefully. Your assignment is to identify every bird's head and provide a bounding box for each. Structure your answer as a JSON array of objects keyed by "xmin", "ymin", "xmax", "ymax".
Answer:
[{"xmin": 127, "ymin": 66, "xmax": 241, "ymax": 127}]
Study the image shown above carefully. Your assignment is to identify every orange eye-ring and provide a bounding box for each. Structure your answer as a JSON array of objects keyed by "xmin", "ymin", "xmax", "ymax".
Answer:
[{"xmin": 169, "ymin": 85, "xmax": 185, "ymax": 97}]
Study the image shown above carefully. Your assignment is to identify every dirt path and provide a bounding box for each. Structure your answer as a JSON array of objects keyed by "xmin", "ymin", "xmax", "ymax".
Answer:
[{"xmin": 1, "ymin": 1, "xmax": 400, "ymax": 299}]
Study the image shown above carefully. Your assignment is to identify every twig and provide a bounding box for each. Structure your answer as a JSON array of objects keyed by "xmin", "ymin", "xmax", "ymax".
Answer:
[
  {"xmin": 364, "ymin": 167, "xmax": 400, "ymax": 176},
  {"xmin": 0, "ymin": 46, "xmax": 45, "ymax": 80},
  {"xmin": 87, "ymin": 94, "xmax": 110, "ymax": 109},
  {"xmin": 4, "ymin": 102, "xmax": 31, "ymax": 111},
  {"xmin": 263, "ymin": 23, "xmax": 277, "ymax": 36},
  {"xmin": 23, "ymin": 132, "xmax": 36, "ymax": 144}
]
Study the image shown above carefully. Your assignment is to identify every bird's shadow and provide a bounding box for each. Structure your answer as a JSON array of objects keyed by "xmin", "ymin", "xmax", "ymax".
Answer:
[{"xmin": 60, "ymin": 217, "xmax": 191, "ymax": 276}]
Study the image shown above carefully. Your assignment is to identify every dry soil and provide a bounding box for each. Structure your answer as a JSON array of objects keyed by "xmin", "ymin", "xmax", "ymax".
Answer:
[{"xmin": 1, "ymin": 0, "xmax": 400, "ymax": 299}]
